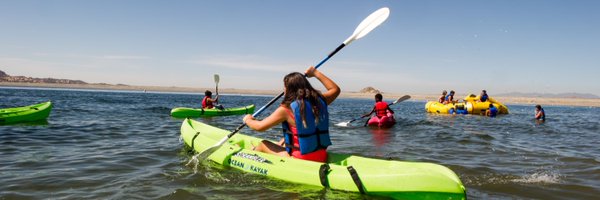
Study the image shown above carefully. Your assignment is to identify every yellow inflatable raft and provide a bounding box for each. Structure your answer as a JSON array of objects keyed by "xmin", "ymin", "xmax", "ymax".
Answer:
[{"xmin": 425, "ymin": 94, "xmax": 509, "ymax": 115}]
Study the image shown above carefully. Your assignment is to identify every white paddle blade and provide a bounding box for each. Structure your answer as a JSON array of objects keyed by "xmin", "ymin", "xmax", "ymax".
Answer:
[
  {"xmin": 335, "ymin": 122, "xmax": 350, "ymax": 127},
  {"xmin": 392, "ymin": 95, "xmax": 411, "ymax": 104},
  {"xmin": 214, "ymin": 74, "xmax": 220, "ymax": 84},
  {"xmin": 344, "ymin": 7, "xmax": 390, "ymax": 45},
  {"xmin": 197, "ymin": 137, "xmax": 227, "ymax": 160}
]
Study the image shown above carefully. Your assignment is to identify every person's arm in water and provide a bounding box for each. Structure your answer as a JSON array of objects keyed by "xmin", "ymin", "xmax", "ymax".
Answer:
[
  {"xmin": 387, "ymin": 105, "xmax": 395, "ymax": 114},
  {"xmin": 244, "ymin": 106, "xmax": 288, "ymax": 131},
  {"xmin": 305, "ymin": 66, "xmax": 340, "ymax": 105}
]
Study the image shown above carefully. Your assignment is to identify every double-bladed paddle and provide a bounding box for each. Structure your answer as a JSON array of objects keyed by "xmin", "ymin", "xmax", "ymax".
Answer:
[
  {"xmin": 194, "ymin": 7, "xmax": 391, "ymax": 161},
  {"xmin": 336, "ymin": 95, "xmax": 410, "ymax": 127}
]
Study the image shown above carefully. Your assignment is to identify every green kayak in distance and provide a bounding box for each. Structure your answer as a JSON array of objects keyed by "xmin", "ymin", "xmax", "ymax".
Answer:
[
  {"xmin": 0, "ymin": 101, "xmax": 52, "ymax": 124},
  {"xmin": 180, "ymin": 118, "xmax": 466, "ymax": 199},
  {"xmin": 170, "ymin": 104, "xmax": 255, "ymax": 118}
]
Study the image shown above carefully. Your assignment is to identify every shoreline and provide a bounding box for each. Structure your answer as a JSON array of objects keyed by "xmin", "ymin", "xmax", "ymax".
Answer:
[{"xmin": 2, "ymin": 82, "xmax": 599, "ymax": 107}]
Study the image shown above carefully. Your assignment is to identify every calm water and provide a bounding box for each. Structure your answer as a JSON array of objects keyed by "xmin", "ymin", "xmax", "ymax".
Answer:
[{"xmin": 1, "ymin": 87, "xmax": 599, "ymax": 199}]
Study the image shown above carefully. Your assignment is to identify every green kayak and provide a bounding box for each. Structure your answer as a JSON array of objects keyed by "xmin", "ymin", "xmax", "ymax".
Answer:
[
  {"xmin": 0, "ymin": 101, "xmax": 52, "ymax": 124},
  {"xmin": 181, "ymin": 118, "xmax": 466, "ymax": 199},
  {"xmin": 170, "ymin": 105, "xmax": 255, "ymax": 118}
]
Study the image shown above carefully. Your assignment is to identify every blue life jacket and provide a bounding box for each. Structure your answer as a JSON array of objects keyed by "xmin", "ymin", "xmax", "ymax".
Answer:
[
  {"xmin": 445, "ymin": 94, "xmax": 453, "ymax": 102},
  {"xmin": 282, "ymin": 98, "xmax": 331, "ymax": 155},
  {"xmin": 537, "ymin": 108, "xmax": 545, "ymax": 120},
  {"xmin": 489, "ymin": 106, "xmax": 498, "ymax": 117},
  {"xmin": 480, "ymin": 94, "xmax": 488, "ymax": 102}
]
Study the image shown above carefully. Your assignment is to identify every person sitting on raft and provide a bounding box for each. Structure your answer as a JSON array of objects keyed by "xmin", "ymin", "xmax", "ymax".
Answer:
[
  {"xmin": 443, "ymin": 90, "xmax": 456, "ymax": 104},
  {"xmin": 362, "ymin": 93, "xmax": 395, "ymax": 120},
  {"xmin": 243, "ymin": 66, "xmax": 340, "ymax": 162},
  {"xmin": 479, "ymin": 90, "xmax": 489, "ymax": 102},
  {"xmin": 438, "ymin": 90, "xmax": 448, "ymax": 103},
  {"xmin": 202, "ymin": 90, "xmax": 223, "ymax": 109},
  {"xmin": 535, "ymin": 105, "xmax": 545, "ymax": 121},
  {"xmin": 485, "ymin": 104, "xmax": 498, "ymax": 117}
]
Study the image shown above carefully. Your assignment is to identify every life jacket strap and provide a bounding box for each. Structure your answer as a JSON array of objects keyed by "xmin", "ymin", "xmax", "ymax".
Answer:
[
  {"xmin": 296, "ymin": 129, "xmax": 330, "ymax": 150},
  {"xmin": 282, "ymin": 128, "xmax": 295, "ymax": 155},
  {"xmin": 296, "ymin": 129, "xmax": 329, "ymax": 138}
]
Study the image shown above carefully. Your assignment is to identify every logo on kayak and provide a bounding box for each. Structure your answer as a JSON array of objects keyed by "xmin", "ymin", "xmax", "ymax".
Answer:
[
  {"xmin": 230, "ymin": 159, "xmax": 268, "ymax": 175},
  {"xmin": 229, "ymin": 152, "xmax": 272, "ymax": 175},
  {"xmin": 232, "ymin": 152, "xmax": 272, "ymax": 164}
]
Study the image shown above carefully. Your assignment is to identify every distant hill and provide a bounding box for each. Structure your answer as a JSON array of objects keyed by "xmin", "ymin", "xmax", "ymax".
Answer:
[
  {"xmin": 359, "ymin": 86, "xmax": 381, "ymax": 94},
  {"xmin": 497, "ymin": 92, "xmax": 599, "ymax": 99},
  {"xmin": 0, "ymin": 70, "xmax": 87, "ymax": 84}
]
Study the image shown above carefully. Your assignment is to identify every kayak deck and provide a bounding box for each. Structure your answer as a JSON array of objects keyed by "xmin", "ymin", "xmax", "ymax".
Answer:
[
  {"xmin": 171, "ymin": 104, "xmax": 255, "ymax": 118},
  {"xmin": 181, "ymin": 118, "xmax": 466, "ymax": 199}
]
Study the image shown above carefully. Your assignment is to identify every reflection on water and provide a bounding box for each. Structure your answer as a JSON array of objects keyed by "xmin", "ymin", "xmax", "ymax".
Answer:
[
  {"xmin": 1, "ymin": 87, "xmax": 599, "ymax": 199},
  {"xmin": 369, "ymin": 128, "xmax": 393, "ymax": 147},
  {"xmin": 0, "ymin": 119, "xmax": 49, "ymax": 126}
]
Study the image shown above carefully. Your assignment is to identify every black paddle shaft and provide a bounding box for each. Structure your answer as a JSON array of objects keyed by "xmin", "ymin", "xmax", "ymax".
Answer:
[{"xmin": 226, "ymin": 92, "xmax": 284, "ymax": 138}]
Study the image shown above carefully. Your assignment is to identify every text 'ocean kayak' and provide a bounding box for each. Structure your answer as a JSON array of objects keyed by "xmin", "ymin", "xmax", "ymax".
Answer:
[
  {"xmin": 0, "ymin": 101, "xmax": 52, "ymax": 124},
  {"xmin": 170, "ymin": 104, "xmax": 255, "ymax": 118},
  {"xmin": 180, "ymin": 118, "xmax": 466, "ymax": 199}
]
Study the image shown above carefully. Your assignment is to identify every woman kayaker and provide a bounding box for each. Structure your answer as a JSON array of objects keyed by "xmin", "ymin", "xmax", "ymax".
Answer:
[
  {"xmin": 243, "ymin": 66, "xmax": 340, "ymax": 162},
  {"xmin": 202, "ymin": 90, "xmax": 223, "ymax": 109},
  {"xmin": 362, "ymin": 93, "xmax": 395, "ymax": 121}
]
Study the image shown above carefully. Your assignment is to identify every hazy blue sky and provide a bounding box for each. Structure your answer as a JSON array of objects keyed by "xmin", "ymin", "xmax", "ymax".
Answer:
[{"xmin": 1, "ymin": 0, "xmax": 599, "ymax": 95}]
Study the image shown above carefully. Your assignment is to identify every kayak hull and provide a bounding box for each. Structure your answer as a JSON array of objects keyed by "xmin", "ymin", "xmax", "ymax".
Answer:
[
  {"xmin": 367, "ymin": 112, "xmax": 396, "ymax": 128},
  {"xmin": 170, "ymin": 104, "xmax": 255, "ymax": 118},
  {"xmin": 180, "ymin": 118, "xmax": 466, "ymax": 199},
  {"xmin": 0, "ymin": 101, "xmax": 52, "ymax": 124}
]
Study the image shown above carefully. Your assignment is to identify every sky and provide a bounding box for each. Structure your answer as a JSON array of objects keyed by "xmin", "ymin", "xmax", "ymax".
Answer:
[{"xmin": 1, "ymin": 0, "xmax": 599, "ymax": 96}]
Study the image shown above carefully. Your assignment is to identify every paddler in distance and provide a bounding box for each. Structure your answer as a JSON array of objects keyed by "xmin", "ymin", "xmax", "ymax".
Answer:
[
  {"xmin": 202, "ymin": 90, "xmax": 223, "ymax": 110},
  {"xmin": 362, "ymin": 93, "xmax": 395, "ymax": 123}
]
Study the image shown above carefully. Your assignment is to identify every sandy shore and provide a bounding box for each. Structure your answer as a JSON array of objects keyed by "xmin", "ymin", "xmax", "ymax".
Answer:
[{"xmin": 2, "ymin": 82, "xmax": 599, "ymax": 107}]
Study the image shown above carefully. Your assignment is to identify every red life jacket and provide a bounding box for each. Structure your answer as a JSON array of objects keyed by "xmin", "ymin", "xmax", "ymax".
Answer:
[
  {"xmin": 375, "ymin": 101, "xmax": 389, "ymax": 118},
  {"xmin": 202, "ymin": 96, "xmax": 213, "ymax": 109}
]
